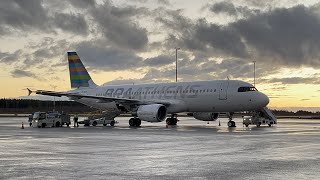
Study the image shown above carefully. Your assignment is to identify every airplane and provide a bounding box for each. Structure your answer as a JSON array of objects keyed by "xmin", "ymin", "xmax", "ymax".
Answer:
[{"xmin": 28, "ymin": 52, "xmax": 270, "ymax": 127}]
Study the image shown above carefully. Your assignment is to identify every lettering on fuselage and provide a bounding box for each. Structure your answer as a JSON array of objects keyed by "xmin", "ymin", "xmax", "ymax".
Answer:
[{"xmin": 101, "ymin": 85, "xmax": 202, "ymax": 99}]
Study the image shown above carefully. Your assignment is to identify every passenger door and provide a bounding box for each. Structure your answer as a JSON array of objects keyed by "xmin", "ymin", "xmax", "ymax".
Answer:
[{"xmin": 219, "ymin": 82, "xmax": 228, "ymax": 100}]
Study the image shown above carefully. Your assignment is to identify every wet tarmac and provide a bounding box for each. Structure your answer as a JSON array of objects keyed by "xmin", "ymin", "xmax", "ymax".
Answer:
[{"xmin": 0, "ymin": 117, "xmax": 319, "ymax": 180}]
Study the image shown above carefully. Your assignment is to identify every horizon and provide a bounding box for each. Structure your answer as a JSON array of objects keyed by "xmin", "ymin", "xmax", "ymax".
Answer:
[{"xmin": 0, "ymin": 0, "xmax": 319, "ymax": 109}]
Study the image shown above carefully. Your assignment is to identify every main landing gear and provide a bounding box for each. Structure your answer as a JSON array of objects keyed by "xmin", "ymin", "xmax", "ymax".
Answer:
[
  {"xmin": 166, "ymin": 114, "xmax": 178, "ymax": 125},
  {"xmin": 129, "ymin": 117, "xmax": 141, "ymax": 127},
  {"xmin": 227, "ymin": 112, "xmax": 236, "ymax": 127}
]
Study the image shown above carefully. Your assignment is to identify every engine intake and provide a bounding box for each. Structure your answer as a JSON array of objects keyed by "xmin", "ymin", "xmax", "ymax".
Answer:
[
  {"xmin": 193, "ymin": 112, "xmax": 219, "ymax": 121},
  {"xmin": 137, "ymin": 104, "xmax": 167, "ymax": 122}
]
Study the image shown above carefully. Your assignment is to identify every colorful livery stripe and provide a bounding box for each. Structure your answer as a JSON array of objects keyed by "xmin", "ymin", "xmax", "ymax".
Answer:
[{"xmin": 68, "ymin": 52, "xmax": 92, "ymax": 88}]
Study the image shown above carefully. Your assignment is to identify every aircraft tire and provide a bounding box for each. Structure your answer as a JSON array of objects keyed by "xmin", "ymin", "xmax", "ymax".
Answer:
[
  {"xmin": 228, "ymin": 121, "xmax": 236, "ymax": 127},
  {"xmin": 135, "ymin": 119, "xmax": 141, "ymax": 127},
  {"xmin": 129, "ymin": 118, "xmax": 135, "ymax": 126},
  {"xmin": 55, "ymin": 121, "xmax": 60, "ymax": 127},
  {"xmin": 172, "ymin": 118, "xmax": 177, "ymax": 125}
]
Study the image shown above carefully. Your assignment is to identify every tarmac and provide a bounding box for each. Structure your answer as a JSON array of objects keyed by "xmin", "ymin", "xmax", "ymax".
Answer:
[{"xmin": 0, "ymin": 117, "xmax": 319, "ymax": 180}]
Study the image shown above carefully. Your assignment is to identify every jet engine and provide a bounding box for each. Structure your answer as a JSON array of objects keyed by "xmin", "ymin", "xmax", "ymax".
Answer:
[
  {"xmin": 136, "ymin": 104, "xmax": 167, "ymax": 122},
  {"xmin": 193, "ymin": 112, "xmax": 219, "ymax": 121}
]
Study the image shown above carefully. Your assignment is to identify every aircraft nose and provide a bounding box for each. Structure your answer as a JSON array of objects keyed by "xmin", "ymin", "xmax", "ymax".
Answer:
[{"xmin": 260, "ymin": 93, "xmax": 269, "ymax": 107}]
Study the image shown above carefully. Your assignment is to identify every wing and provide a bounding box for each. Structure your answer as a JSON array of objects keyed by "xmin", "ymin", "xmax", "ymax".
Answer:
[{"xmin": 28, "ymin": 89, "xmax": 171, "ymax": 106}]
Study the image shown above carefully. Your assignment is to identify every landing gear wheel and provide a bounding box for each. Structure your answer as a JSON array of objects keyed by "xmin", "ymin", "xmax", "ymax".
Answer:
[
  {"xmin": 129, "ymin": 118, "xmax": 135, "ymax": 126},
  {"xmin": 129, "ymin": 118, "xmax": 141, "ymax": 127},
  {"xmin": 135, "ymin": 119, "xmax": 141, "ymax": 127},
  {"xmin": 227, "ymin": 121, "xmax": 236, "ymax": 127},
  {"xmin": 55, "ymin": 121, "xmax": 60, "ymax": 127},
  {"xmin": 166, "ymin": 114, "xmax": 178, "ymax": 125}
]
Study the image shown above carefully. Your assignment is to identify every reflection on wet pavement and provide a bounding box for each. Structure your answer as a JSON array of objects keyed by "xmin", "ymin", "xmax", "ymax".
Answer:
[{"xmin": 0, "ymin": 117, "xmax": 319, "ymax": 179}]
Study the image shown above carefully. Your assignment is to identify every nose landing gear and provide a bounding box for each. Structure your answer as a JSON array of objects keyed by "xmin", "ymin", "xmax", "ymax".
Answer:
[{"xmin": 227, "ymin": 112, "xmax": 236, "ymax": 127}]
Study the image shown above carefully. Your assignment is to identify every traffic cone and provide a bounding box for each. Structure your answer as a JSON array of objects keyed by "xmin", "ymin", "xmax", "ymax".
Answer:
[
  {"xmin": 218, "ymin": 121, "xmax": 221, "ymax": 126},
  {"xmin": 21, "ymin": 122, "xmax": 24, "ymax": 129}
]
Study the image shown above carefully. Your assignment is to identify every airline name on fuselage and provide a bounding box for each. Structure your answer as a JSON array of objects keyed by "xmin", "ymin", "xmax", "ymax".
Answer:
[{"xmin": 87, "ymin": 85, "xmax": 211, "ymax": 99}]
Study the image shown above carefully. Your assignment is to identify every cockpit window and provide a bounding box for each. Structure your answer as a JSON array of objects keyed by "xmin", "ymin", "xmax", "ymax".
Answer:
[{"xmin": 238, "ymin": 87, "xmax": 257, "ymax": 92}]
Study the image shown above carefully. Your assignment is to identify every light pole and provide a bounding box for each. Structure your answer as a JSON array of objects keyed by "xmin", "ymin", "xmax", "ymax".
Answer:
[
  {"xmin": 253, "ymin": 61, "xmax": 256, "ymax": 87},
  {"xmin": 175, "ymin": 47, "xmax": 180, "ymax": 82}
]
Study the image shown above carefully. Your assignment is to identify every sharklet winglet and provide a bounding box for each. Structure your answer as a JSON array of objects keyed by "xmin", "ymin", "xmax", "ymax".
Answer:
[{"xmin": 27, "ymin": 88, "xmax": 32, "ymax": 96}]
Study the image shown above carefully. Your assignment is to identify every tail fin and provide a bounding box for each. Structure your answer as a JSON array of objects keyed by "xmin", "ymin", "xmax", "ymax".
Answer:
[{"xmin": 67, "ymin": 52, "xmax": 97, "ymax": 89}]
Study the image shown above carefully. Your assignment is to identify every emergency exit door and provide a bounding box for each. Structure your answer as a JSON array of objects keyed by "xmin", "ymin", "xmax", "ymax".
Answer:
[{"xmin": 219, "ymin": 82, "xmax": 228, "ymax": 100}]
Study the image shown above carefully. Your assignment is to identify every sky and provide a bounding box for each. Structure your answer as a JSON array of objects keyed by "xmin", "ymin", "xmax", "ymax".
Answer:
[{"xmin": 0, "ymin": 0, "xmax": 320, "ymax": 109}]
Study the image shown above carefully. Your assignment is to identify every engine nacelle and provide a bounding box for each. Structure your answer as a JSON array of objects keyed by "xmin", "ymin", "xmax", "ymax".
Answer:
[
  {"xmin": 137, "ymin": 104, "xmax": 167, "ymax": 122},
  {"xmin": 193, "ymin": 112, "xmax": 219, "ymax": 121}
]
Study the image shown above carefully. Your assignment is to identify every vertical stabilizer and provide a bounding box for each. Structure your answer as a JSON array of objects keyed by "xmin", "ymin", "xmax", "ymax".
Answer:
[{"xmin": 67, "ymin": 52, "xmax": 97, "ymax": 89}]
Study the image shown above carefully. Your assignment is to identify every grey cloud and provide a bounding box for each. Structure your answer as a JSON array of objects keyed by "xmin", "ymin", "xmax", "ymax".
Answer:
[
  {"xmin": 0, "ymin": 0, "xmax": 49, "ymax": 34},
  {"xmin": 75, "ymin": 41, "xmax": 143, "ymax": 71},
  {"xmin": 11, "ymin": 69, "xmax": 36, "ymax": 78},
  {"xmin": 188, "ymin": 19, "xmax": 247, "ymax": 57},
  {"xmin": 90, "ymin": 2, "xmax": 149, "ymax": 50},
  {"xmin": 209, "ymin": 2, "xmax": 260, "ymax": 17},
  {"xmin": 233, "ymin": 5, "xmax": 320, "ymax": 67},
  {"xmin": 0, "ymin": 0, "xmax": 90, "ymax": 36},
  {"xmin": 158, "ymin": 4, "xmax": 320, "ymax": 70},
  {"xmin": 267, "ymin": 77, "xmax": 319, "ymax": 84},
  {"xmin": 53, "ymin": 13, "xmax": 88, "ymax": 35},
  {"xmin": 210, "ymin": 2, "xmax": 237, "ymax": 16},
  {"xmin": 68, "ymin": 0, "xmax": 95, "ymax": 9},
  {"xmin": 0, "ymin": 50, "xmax": 22, "ymax": 64},
  {"xmin": 157, "ymin": 0, "xmax": 170, "ymax": 6},
  {"xmin": 144, "ymin": 55, "xmax": 173, "ymax": 66}
]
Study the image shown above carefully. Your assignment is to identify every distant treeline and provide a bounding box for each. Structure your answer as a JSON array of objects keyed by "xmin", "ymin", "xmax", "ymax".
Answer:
[
  {"xmin": 0, "ymin": 98, "xmax": 94, "ymax": 114},
  {"xmin": 271, "ymin": 109, "xmax": 320, "ymax": 116}
]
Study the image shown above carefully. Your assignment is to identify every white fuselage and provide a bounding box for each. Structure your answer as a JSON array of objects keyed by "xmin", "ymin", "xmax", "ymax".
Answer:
[{"xmin": 69, "ymin": 80, "xmax": 269, "ymax": 114}]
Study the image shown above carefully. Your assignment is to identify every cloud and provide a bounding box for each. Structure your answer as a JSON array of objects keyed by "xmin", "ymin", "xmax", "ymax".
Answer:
[
  {"xmin": 267, "ymin": 77, "xmax": 319, "ymax": 84},
  {"xmin": 53, "ymin": 13, "xmax": 89, "ymax": 35},
  {"xmin": 90, "ymin": 2, "xmax": 149, "ymax": 50},
  {"xmin": 11, "ymin": 69, "xmax": 37, "ymax": 78},
  {"xmin": 0, "ymin": 50, "xmax": 22, "ymax": 64},
  {"xmin": 74, "ymin": 41, "xmax": 143, "ymax": 71},
  {"xmin": 0, "ymin": 0, "xmax": 49, "ymax": 34},
  {"xmin": 210, "ymin": 2, "xmax": 238, "ymax": 16},
  {"xmin": 22, "ymin": 38, "xmax": 69, "ymax": 68},
  {"xmin": 209, "ymin": 2, "xmax": 260, "ymax": 17},
  {"xmin": 233, "ymin": 5, "xmax": 320, "ymax": 67},
  {"xmin": 0, "ymin": 0, "xmax": 90, "ymax": 36},
  {"xmin": 143, "ymin": 55, "xmax": 173, "ymax": 66},
  {"xmin": 68, "ymin": 0, "xmax": 95, "ymax": 9}
]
